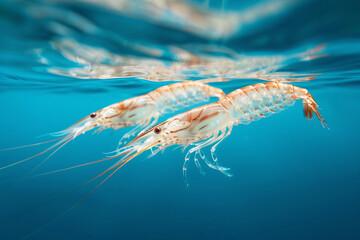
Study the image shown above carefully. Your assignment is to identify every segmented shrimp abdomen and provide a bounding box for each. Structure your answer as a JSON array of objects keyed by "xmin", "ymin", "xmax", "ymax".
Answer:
[
  {"xmin": 149, "ymin": 81, "xmax": 225, "ymax": 111},
  {"xmin": 225, "ymin": 82, "xmax": 297, "ymax": 124}
]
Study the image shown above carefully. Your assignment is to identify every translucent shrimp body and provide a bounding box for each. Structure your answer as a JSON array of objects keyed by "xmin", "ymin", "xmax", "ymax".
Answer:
[
  {"xmin": 222, "ymin": 82, "xmax": 328, "ymax": 127},
  {"xmin": 59, "ymin": 80, "xmax": 225, "ymax": 139},
  {"xmin": 0, "ymin": 81, "xmax": 225, "ymax": 171},
  {"xmin": 148, "ymin": 80, "xmax": 225, "ymax": 111},
  {"xmin": 110, "ymin": 82, "xmax": 327, "ymax": 183}
]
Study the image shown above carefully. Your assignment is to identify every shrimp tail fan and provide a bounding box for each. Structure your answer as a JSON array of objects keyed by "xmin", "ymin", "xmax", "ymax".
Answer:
[{"xmin": 302, "ymin": 92, "xmax": 329, "ymax": 129}]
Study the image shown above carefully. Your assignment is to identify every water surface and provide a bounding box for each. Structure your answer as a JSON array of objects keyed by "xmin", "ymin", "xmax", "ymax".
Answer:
[{"xmin": 0, "ymin": 0, "xmax": 360, "ymax": 239}]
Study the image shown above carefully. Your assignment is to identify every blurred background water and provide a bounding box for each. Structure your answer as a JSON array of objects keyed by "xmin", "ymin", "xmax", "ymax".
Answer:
[{"xmin": 0, "ymin": 0, "xmax": 360, "ymax": 239}]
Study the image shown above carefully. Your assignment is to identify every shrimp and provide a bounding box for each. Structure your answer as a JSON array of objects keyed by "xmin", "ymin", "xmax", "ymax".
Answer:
[
  {"xmin": 6, "ymin": 82, "xmax": 327, "ymax": 211},
  {"xmin": 61, "ymin": 80, "xmax": 225, "ymax": 138},
  {"xmin": 64, "ymin": 80, "xmax": 225, "ymax": 143},
  {"xmin": 98, "ymin": 82, "xmax": 328, "ymax": 186},
  {"xmin": 0, "ymin": 81, "xmax": 225, "ymax": 171}
]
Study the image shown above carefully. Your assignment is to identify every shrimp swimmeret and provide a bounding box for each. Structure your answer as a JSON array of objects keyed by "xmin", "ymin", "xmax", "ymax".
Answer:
[
  {"xmin": 0, "ymin": 81, "xmax": 225, "ymax": 170},
  {"xmin": 96, "ymin": 82, "xmax": 328, "ymax": 186}
]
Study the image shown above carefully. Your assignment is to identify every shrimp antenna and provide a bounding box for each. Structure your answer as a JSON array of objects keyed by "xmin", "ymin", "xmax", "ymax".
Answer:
[
  {"xmin": 72, "ymin": 142, "xmax": 157, "ymax": 205},
  {"xmin": 0, "ymin": 137, "xmax": 78, "ymax": 200},
  {"xmin": 0, "ymin": 127, "xmax": 91, "ymax": 171},
  {"xmin": 21, "ymin": 153, "xmax": 132, "ymax": 240},
  {"xmin": 21, "ymin": 143, "xmax": 155, "ymax": 239},
  {"xmin": 1, "ymin": 153, "xmax": 123, "ymax": 184},
  {"xmin": 0, "ymin": 136, "xmax": 67, "ymax": 152},
  {"xmin": 0, "ymin": 115, "xmax": 91, "ymax": 152},
  {"xmin": 0, "ymin": 138, "xmax": 70, "ymax": 171}
]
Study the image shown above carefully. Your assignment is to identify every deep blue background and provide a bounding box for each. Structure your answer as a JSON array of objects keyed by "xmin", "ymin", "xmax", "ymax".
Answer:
[{"xmin": 0, "ymin": 0, "xmax": 360, "ymax": 239}]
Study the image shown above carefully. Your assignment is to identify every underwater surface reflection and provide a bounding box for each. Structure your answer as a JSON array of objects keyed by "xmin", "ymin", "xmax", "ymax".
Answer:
[{"xmin": 0, "ymin": 0, "xmax": 360, "ymax": 239}]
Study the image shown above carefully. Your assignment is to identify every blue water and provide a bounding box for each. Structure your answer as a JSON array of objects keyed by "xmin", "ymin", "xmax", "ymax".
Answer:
[{"xmin": 1, "ymin": 0, "xmax": 360, "ymax": 239}]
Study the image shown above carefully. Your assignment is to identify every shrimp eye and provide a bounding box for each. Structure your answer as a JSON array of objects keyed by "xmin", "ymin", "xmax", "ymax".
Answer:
[
  {"xmin": 154, "ymin": 127, "xmax": 161, "ymax": 134},
  {"xmin": 90, "ymin": 112, "xmax": 97, "ymax": 118}
]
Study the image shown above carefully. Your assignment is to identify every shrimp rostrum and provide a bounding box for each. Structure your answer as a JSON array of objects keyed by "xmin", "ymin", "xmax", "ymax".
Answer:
[
  {"xmin": 0, "ymin": 81, "xmax": 225, "ymax": 170},
  {"xmin": 106, "ymin": 82, "xmax": 328, "ymax": 184}
]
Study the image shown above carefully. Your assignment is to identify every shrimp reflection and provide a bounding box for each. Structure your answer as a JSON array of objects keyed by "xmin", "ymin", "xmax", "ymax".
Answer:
[{"xmin": 43, "ymin": 38, "xmax": 325, "ymax": 83}]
